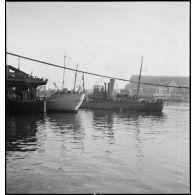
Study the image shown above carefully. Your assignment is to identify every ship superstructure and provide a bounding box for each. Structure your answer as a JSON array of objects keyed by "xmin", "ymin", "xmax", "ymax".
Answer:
[{"xmin": 81, "ymin": 57, "xmax": 164, "ymax": 112}]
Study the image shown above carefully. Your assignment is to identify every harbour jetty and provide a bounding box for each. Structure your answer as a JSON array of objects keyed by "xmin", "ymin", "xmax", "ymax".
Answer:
[{"xmin": 7, "ymin": 65, "xmax": 47, "ymax": 114}]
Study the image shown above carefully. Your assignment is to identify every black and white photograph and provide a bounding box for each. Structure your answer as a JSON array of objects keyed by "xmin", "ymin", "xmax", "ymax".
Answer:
[{"xmin": 5, "ymin": 1, "xmax": 190, "ymax": 194}]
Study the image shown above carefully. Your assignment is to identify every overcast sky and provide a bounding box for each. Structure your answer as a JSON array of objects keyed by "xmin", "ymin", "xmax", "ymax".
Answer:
[{"xmin": 6, "ymin": 2, "xmax": 189, "ymax": 89}]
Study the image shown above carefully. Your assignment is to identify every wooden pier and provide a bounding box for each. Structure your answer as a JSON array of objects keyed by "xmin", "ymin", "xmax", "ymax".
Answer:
[{"xmin": 6, "ymin": 65, "xmax": 47, "ymax": 114}]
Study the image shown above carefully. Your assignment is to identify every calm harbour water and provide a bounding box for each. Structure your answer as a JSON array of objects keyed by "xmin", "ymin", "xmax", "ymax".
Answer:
[{"xmin": 6, "ymin": 103, "xmax": 190, "ymax": 194}]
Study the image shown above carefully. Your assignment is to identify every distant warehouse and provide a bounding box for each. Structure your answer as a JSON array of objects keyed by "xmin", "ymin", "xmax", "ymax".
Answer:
[{"xmin": 124, "ymin": 75, "xmax": 189, "ymax": 102}]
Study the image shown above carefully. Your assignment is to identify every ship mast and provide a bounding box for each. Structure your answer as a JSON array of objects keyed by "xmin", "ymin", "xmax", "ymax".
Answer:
[
  {"xmin": 73, "ymin": 62, "xmax": 79, "ymax": 92},
  {"xmin": 82, "ymin": 73, "xmax": 85, "ymax": 92},
  {"xmin": 62, "ymin": 53, "xmax": 66, "ymax": 89},
  {"xmin": 136, "ymin": 56, "xmax": 144, "ymax": 99},
  {"xmin": 18, "ymin": 57, "xmax": 20, "ymax": 70}
]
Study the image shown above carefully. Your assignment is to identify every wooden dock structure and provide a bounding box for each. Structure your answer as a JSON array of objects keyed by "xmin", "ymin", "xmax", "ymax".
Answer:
[{"xmin": 6, "ymin": 65, "xmax": 48, "ymax": 114}]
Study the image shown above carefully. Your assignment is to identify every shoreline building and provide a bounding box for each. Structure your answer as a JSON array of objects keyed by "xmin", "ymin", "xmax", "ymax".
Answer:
[{"xmin": 125, "ymin": 75, "xmax": 189, "ymax": 101}]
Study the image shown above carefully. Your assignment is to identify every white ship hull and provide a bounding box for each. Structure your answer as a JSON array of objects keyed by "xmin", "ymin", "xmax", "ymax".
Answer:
[{"xmin": 47, "ymin": 93, "xmax": 85, "ymax": 112}]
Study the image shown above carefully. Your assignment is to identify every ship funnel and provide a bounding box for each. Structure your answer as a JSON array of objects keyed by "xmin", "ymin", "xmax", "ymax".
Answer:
[{"xmin": 108, "ymin": 79, "xmax": 115, "ymax": 99}]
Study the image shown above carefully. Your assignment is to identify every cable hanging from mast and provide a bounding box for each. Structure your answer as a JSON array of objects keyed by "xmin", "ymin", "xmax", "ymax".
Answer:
[{"xmin": 6, "ymin": 52, "xmax": 189, "ymax": 89}]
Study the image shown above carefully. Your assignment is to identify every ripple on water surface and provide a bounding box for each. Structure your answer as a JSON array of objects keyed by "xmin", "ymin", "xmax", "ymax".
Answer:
[{"xmin": 6, "ymin": 103, "xmax": 190, "ymax": 193}]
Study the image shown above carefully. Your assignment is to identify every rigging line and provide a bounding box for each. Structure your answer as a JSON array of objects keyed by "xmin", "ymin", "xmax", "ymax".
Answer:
[{"xmin": 6, "ymin": 52, "xmax": 189, "ymax": 89}]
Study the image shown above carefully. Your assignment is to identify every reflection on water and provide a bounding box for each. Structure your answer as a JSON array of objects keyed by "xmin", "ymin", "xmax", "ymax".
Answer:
[
  {"xmin": 47, "ymin": 113, "xmax": 85, "ymax": 151},
  {"xmin": 6, "ymin": 114, "xmax": 45, "ymax": 152},
  {"xmin": 6, "ymin": 104, "xmax": 189, "ymax": 194},
  {"xmin": 92, "ymin": 110, "xmax": 115, "ymax": 145},
  {"xmin": 92, "ymin": 109, "xmax": 114, "ymax": 130}
]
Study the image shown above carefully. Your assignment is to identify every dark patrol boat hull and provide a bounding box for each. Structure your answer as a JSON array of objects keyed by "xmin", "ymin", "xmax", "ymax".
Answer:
[{"xmin": 81, "ymin": 99, "xmax": 164, "ymax": 112}]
